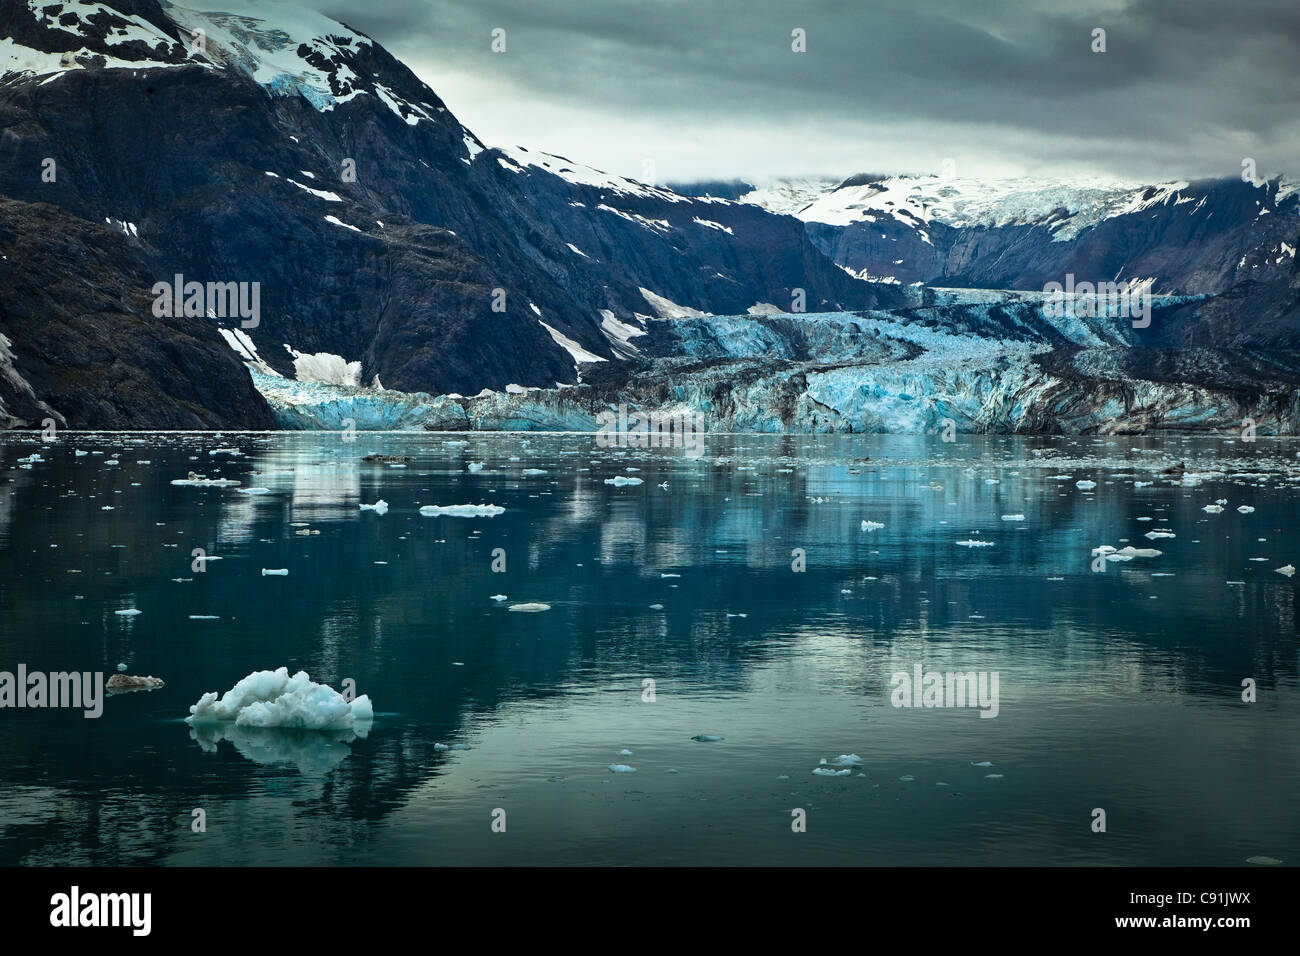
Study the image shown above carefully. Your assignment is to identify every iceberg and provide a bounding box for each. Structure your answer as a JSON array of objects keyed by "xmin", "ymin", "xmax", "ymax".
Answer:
[
  {"xmin": 419, "ymin": 504, "xmax": 504, "ymax": 517},
  {"xmin": 359, "ymin": 499, "xmax": 389, "ymax": 514},
  {"xmin": 186, "ymin": 667, "xmax": 373, "ymax": 732}
]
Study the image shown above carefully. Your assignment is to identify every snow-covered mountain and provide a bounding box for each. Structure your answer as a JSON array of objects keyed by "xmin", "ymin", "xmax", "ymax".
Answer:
[{"xmin": 0, "ymin": 0, "xmax": 1297, "ymax": 433}]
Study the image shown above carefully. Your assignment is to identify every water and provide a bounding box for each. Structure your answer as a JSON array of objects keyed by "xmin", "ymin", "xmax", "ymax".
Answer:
[{"xmin": 1, "ymin": 431, "xmax": 1297, "ymax": 866}]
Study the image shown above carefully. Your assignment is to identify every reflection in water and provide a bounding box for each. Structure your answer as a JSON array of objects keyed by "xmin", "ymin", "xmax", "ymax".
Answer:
[{"xmin": 0, "ymin": 431, "xmax": 1298, "ymax": 865}]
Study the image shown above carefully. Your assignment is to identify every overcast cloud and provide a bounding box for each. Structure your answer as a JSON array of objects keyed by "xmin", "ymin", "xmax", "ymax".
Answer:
[{"xmin": 322, "ymin": 0, "xmax": 1300, "ymax": 185}]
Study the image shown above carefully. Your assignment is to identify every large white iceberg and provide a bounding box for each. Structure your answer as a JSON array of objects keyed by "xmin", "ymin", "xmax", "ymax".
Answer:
[{"xmin": 186, "ymin": 667, "xmax": 373, "ymax": 732}]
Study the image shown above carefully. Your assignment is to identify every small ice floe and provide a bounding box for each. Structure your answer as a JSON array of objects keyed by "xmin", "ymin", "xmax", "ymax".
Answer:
[
  {"xmin": 75, "ymin": 450, "xmax": 88, "ymax": 457},
  {"xmin": 691, "ymin": 734, "xmax": 724, "ymax": 742},
  {"xmin": 1144, "ymin": 530, "xmax": 1176, "ymax": 540},
  {"xmin": 106, "ymin": 674, "xmax": 164, "ymax": 694},
  {"xmin": 1237, "ymin": 505, "xmax": 1255, "ymax": 514},
  {"xmin": 827, "ymin": 754, "xmax": 862, "ymax": 766},
  {"xmin": 294, "ymin": 529, "xmax": 321, "ymax": 536},
  {"xmin": 617, "ymin": 749, "xmax": 634, "ymax": 756},
  {"xmin": 186, "ymin": 667, "xmax": 372, "ymax": 731},
  {"xmin": 508, "ymin": 602, "xmax": 551, "ymax": 612},
  {"xmin": 658, "ymin": 482, "xmax": 669, "ymax": 489},
  {"xmin": 649, "ymin": 603, "xmax": 664, "ymax": 610},
  {"xmin": 984, "ymin": 478, "xmax": 999, "ymax": 485},
  {"xmin": 608, "ymin": 764, "xmax": 637, "ymax": 773},
  {"xmin": 726, "ymin": 612, "xmax": 747, "ymax": 618},
  {"xmin": 209, "ymin": 448, "xmax": 239, "ymax": 456},
  {"xmin": 490, "ymin": 594, "xmax": 508, "ymax": 601},
  {"xmin": 419, "ymin": 503, "xmax": 504, "ymax": 517},
  {"xmin": 467, "ymin": 462, "xmax": 485, "ymax": 473},
  {"xmin": 1275, "ymin": 565, "xmax": 1296, "ymax": 577},
  {"xmin": 1075, "ymin": 480, "xmax": 1097, "ymax": 490},
  {"xmin": 861, "ymin": 520, "xmax": 885, "ymax": 531},
  {"xmin": 359, "ymin": 500, "xmax": 389, "ymax": 514},
  {"xmin": 16, "ymin": 453, "xmax": 44, "ymax": 464},
  {"xmin": 1110, "ymin": 546, "xmax": 1162, "ymax": 559},
  {"xmin": 237, "ymin": 487, "xmax": 271, "ymax": 495},
  {"xmin": 971, "ymin": 761, "xmax": 993, "ymax": 767},
  {"xmin": 1133, "ymin": 480, "xmax": 1153, "ymax": 488},
  {"xmin": 661, "ymin": 572, "xmax": 681, "ymax": 578},
  {"xmin": 1000, "ymin": 514, "xmax": 1025, "ymax": 522},
  {"xmin": 604, "ymin": 476, "xmax": 643, "ymax": 486},
  {"xmin": 812, "ymin": 767, "xmax": 851, "ymax": 777},
  {"xmin": 189, "ymin": 615, "xmax": 220, "ymax": 620},
  {"xmin": 521, "ymin": 468, "xmax": 547, "ymax": 476},
  {"xmin": 899, "ymin": 774, "xmax": 914, "ymax": 782},
  {"xmin": 171, "ymin": 474, "xmax": 239, "ymax": 487},
  {"xmin": 116, "ymin": 662, "xmax": 128, "ymax": 672},
  {"xmin": 261, "ymin": 568, "xmax": 289, "ymax": 576},
  {"xmin": 1215, "ymin": 498, "xmax": 1228, "ymax": 505},
  {"xmin": 1203, "ymin": 504, "xmax": 1224, "ymax": 513},
  {"xmin": 1246, "ymin": 855, "xmax": 1283, "ymax": 866},
  {"xmin": 1092, "ymin": 545, "xmax": 1116, "ymax": 556},
  {"xmin": 956, "ymin": 539, "xmax": 995, "ymax": 548},
  {"xmin": 101, "ymin": 506, "xmax": 114, "ymax": 511},
  {"xmin": 114, "ymin": 608, "xmax": 142, "ymax": 616},
  {"xmin": 984, "ymin": 773, "xmax": 1004, "ymax": 779},
  {"xmin": 104, "ymin": 459, "xmax": 119, "ymax": 466},
  {"xmin": 434, "ymin": 742, "xmax": 473, "ymax": 752}
]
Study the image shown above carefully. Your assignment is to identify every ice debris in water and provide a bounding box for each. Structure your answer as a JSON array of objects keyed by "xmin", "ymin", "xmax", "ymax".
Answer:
[
  {"xmin": 359, "ymin": 499, "xmax": 389, "ymax": 514},
  {"xmin": 490, "ymin": 594, "xmax": 508, "ymax": 601},
  {"xmin": 1246, "ymin": 856, "xmax": 1283, "ymax": 866},
  {"xmin": 1276, "ymin": 565, "xmax": 1295, "ymax": 577},
  {"xmin": 1000, "ymin": 514, "xmax": 1025, "ymax": 521},
  {"xmin": 1144, "ymin": 530, "xmax": 1176, "ymax": 540},
  {"xmin": 608, "ymin": 764, "xmax": 637, "ymax": 773},
  {"xmin": 186, "ymin": 667, "xmax": 372, "ymax": 731},
  {"xmin": 1238, "ymin": 505, "xmax": 1255, "ymax": 514},
  {"xmin": 237, "ymin": 487, "xmax": 271, "ymax": 495},
  {"xmin": 116, "ymin": 663, "xmax": 128, "ymax": 672},
  {"xmin": 419, "ymin": 504, "xmax": 504, "ymax": 517},
  {"xmin": 617, "ymin": 749, "xmax": 634, "ymax": 756},
  {"xmin": 114, "ymin": 608, "xmax": 141, "ymax": 616},
  {"xmin": 508, "ymin": 602, "xmax": 551, "ymax": 612},
  {"xmin": 1075, "ymin": 480, "xmax": 1097, "ymax": 489},
  {"xmin": 861, "ymin": 520, "xmax": 885, "ymax": 531},
  {"xmin": 467, "ymin": 462, "xmax": 485, "ymax": 473},
  {"xmin": 956, "ymin": 539, "xmax": 995, "ymax": 548},
  {"xmin": 261, "ymin": 568, "xmax": 289, "ymax": 576},
  {"xmin": 171, "ymin": 474, "xmax": 240, "ymax": 487},
  {"xmin": 812, "ymin": 767, "xmax": 852, "ymax": 777},
  {"xmin": 1203, "ymin": 504, "xmax": 1224, "ymax": 513},
  {"xmin": 827, "ymin": 754, "xmax": 862, "ymax": 766},
  {"xmin": 604, "ymin": 476, "xmax": 644, "ymax": 486},
  {"xmin": 691, "ymin": 734, "xmax": 724, "ymax": 742}
]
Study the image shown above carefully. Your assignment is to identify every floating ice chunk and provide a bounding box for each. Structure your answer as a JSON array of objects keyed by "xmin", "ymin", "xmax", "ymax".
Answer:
[
  {"xmin": 1133, "ymin": 480, "xmax": 1153, "ymax": 487},
  {"xmin": 971, "ymin": 761, "xmax": 993, "ymax": 767},
  {"xmin": 1246, "ymin": 856, "xmax": 1283, "ymax": 866},
  {"xmin": 828, "ymin": 754, "xmax": 862, "ymax": 766},
  {"xmin": 171, "ymin": 476, "xmax": 240, "ymax": 487},
  {"xmin": 1113, "ymin": 546, "xmax": 1161, "ymax": 558},
  {"xmin": 116, "ymin": 663, "xmax": 128, "ymax": 672},
  {"xmin": 209, "ymin": 448, "xmax": 240, "ymax": 456},
  {"xmin": 1144, "ymin": 530, "xmax": 1176, "ymax": 539},
  {"xmin": 189, "ymin": 615, "xmax": 220, "ymax": 620},
  {"xmin": 658, "ymin": 482, "xmax": 669, "ymax": 489},
  {"xmin": 490, "ymin": 594, "xmax": 508, "ymax": 601},
  {"xmin": 508, "ymin": 602, "xmax": 551, "ymax": 612},
  {"xmin": 1203, "ymin": 504, "xmax": 1224, "ymax": 513},
  {"xmin": 1238, "ymin": 505, "xmax": 1255, "ymax": 514},
  {"xmin": 899, "ymin": 774, "xmax": 915, "ymax": 781},
  {"xmin": 521, "ymin": 468, "xmax": 548, "ymax": 476},
  {"xmin": 649, "ymin": 603, "xmax": 664, "ymax": 610},
  {"xmin": 661, "ymin": 573, "xmax": 681, "ymax": 578},
  {"xmin": 1075, "ymin": 480, "xmax": 1097, "ymax": 489},
  {"xmin": 1092, "ymin": 545, "xmax": 1117, "ymax": 555},
  {"xmin": 359, "ymin": 500, "xmax": 389, "ymax": 514},
  {"xmin": 467, "ymin": 462, "xmax": 485, "ymax": 473},
  {"xmin": 261, "ymin": 568, "xmax": 289, "ymax": 576},
  {"xmin": 861, "ymin": 520, "xmax": 885, "ymax": 531},
  {"xmin": 1000, "ymin": 514, "xmax": 1025, "ymax": 521},
  {"xmin": 608, "ymin": 764, "xmax": 637, "ymax": 773},
  {"xmin": 604, "ymin": 476, "xmax": 644, "ymax": 486},
  {"xmin": 419, "ymin": 504, "xmax": 504, "ymax": 517},
  {"xmin": 1276, "ymin": 565, "xmax": 1296, "ymax": 577},
  {"xmin": 114, "ymin": 608, "xmax": 141, "ymax": 616},
  {"xmin": 691, "ymin": 734, "xmax": 724, "ymax": 742},
  {"xmin": 186, "ymin": 667, "xmax": 373, "ymax": 732},
  {"xmin": 617, "ymin": 749, "xmax": 633, "ymax": 756},
  {"xmin": 237, "ymin": 487, "xmax": 271, "ymax": 495},
  {"xmin": 984, "ymin": 773, "xmax": 1004, "ymax": 779},
  {"xmin": 1215, "ymin": 498, "xmax": 1228, "ymax": 505},
  {"xmin": 812, "ymin": 768, "xmax": 852, "ymax": 777},
  {"xmin": 956, "ymin": 539, "xmax": 995, "ymax": 548},
  {"xmin": 75, "ymin": 450, "xmax": 88, "ymax": 457}
]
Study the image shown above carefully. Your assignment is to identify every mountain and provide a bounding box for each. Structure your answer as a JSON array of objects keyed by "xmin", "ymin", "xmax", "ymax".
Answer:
[
  {"xmin": 0, "ymin": 0, "xmax": 898, "ymax": 428},
  {"xmin": 1, "ymin": 0, "xmax": 1298, "ymax": 434}
]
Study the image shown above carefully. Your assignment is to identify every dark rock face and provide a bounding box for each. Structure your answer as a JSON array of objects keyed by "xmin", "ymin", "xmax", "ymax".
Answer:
[{"xmin": 0, "ymin": 198, "xmax": 276, "ymax": 429}]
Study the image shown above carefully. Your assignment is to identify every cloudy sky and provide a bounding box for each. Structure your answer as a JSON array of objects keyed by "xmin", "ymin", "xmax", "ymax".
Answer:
[{"xmin": 323, "ymin": 0, "xmax": 1300, "ymax": 186}]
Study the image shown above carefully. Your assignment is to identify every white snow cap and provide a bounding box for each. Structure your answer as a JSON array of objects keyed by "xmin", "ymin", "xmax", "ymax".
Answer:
[{"xmin": 186, "ymin": 667, "xmax": 373, "ymax": 732}]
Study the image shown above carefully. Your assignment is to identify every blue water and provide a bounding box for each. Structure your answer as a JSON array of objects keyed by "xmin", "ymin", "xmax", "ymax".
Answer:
[{"xmin": 1, "ymin": 431, "xmax": 1297, "ymax": 865}]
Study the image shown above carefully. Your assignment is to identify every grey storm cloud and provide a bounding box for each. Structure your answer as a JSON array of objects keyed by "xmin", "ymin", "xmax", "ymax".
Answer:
[{"xmin": 320, "ymin": 0, "xmax": 1300, "ymax": 184}]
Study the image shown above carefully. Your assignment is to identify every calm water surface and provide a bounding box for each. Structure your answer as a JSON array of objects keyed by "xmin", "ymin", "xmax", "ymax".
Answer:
[{"xmin": 1, "ymin": 431, "xmax": 1297, "ymax": 865}]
